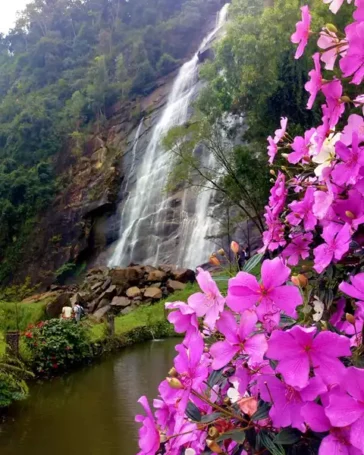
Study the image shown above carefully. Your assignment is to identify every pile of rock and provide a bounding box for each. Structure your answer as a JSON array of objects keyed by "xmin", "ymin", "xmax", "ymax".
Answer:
[{"xmin": 68, "ymin": 265, "xmax": 195, "ymax": 321}]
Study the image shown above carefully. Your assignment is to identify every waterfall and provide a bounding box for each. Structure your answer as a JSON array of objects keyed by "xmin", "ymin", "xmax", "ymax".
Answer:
[{"xmin": 109, "ymin": 4, "xmax": 229, "ymax": 269}]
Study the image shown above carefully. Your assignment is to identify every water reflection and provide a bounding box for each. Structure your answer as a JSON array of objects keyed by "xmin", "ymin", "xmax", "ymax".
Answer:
[{"xmin": 0, "ymin": 339, "xmax": 178, "ymax": 455}]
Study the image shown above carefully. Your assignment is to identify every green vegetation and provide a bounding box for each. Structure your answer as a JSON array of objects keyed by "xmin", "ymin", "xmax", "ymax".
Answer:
[
  {"xmin": 0, "ymin": 355, "xmax": 33, "ymax": 408},
  {"xmin": 0, "ymin": 301, "xmax": 48, "ymax": 332},
  {"xmin": 0, "ymin": 0, "xmax": 221, "ymax": 283}
]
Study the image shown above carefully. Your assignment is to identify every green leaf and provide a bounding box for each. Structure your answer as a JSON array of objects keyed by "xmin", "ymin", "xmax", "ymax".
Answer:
[
  {"xmin": 243, "ymin": 253, "xmax": 264, "ymax": 275},
  {"xmin": 200, "ymin": 412, "xmax": 223, "ymax": 423},
  {"xmin": 217, "ymin": 430, "xmax": 245, "ymax": 443},
  {"xmin": 186, "ymin": 402, "xmax": 201, "ymax": 422},
  {"xmin": 208, "ymin": 368, "xmax": 224, "ymax": 388},
  {"xmin": 258, "ymin": 431, "xmax": 285, "ymax": 455},
  {"xmin": 273, "ymin": 428, "xmax": 301, "ymax": 445},
  {"xmin": 251, "ymin": 401, "xmax": 270, "ymax": 421}
]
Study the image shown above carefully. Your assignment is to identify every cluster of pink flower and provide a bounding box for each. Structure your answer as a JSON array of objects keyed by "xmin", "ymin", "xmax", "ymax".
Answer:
[{"xmin": 135, "ymin": 1, "xmax": 364, "ymax": 455}]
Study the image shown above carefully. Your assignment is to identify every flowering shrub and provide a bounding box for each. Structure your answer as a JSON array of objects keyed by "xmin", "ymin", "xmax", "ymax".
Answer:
[
  {"xmin": 24, "ymin": 319, "xmax": 91, "ymax": 375},
  {"xmin": 135, "ymin": 1, "xmax": 364, "ymax": 455}
]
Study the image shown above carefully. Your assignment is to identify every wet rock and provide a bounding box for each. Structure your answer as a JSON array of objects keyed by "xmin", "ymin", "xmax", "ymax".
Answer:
[
  {"xmin": 109, "ymin": 267, "xmax": 144, "ymax": 287},
  {"xmin": 92, "ymin": 305, "xmax": 111, "ymax": 322},
  {"xmin": 104, "ymin": 285, "xmax": 117, "ymax": 299},
  {"xmin": 46, "ymin": 293, "xmax": 73, "ymax": 318},
  {"xmin": 171, "ymin": 268, "xmax": 195, "ymax": 283},
  {"xmin": 166, "ymin": 280, "xmax": 186, "ymax": 292},
  {"xmin": 147, "ymin": 270, "xmax": 167, "ymax": 282},
  {"xmin": 144, "ymin": 287, "xmax": 162, "ymax": 300},
  {"xmin": 111, "ymin": 296, "xmax": 131, "ymax": 308},
  {"xmin": 126, "ymin": 286, "xmax": 142, "ymax": 298}
]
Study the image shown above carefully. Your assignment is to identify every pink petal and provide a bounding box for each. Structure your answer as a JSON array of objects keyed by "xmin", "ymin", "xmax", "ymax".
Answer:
[
  {"xmin": 266, "ymin": 330, "xmax": 300, "ymax": 360},
  {"xmin": 216, "ymin": 311, "xmax": 239, "ymax": 344},
  {"xmin": 210, "ymin": 341, "xmax": 240, "ymax": 370},
  {"xmin": 300, "ymin": 376, "xmax": 327, "ymax": 401},
  {"xmin": 312, "ymin": 331, "xmax": 352, "ymax": 357},
  {"xmin": 188, "ymin": 292, "xmax": 209, "ymax": 317},
  {"xmin": 269, "ymin": 285, "xmax": 302, "ymax": 317},
  {"xmin": 310, "ymin": 353, "xmax": 348, "ymax": 386},
  {"xmin": 345, "ymin": 367, "xmax": 364, "ymax": 402},
  {"xmin": 238, "ymin": 309, "xmax": 258, "ymax": 340},
  {"xmin": 244, "ymin": 334, "xmax": 268, "ymax": 365},
  {"xmin": 227, "ymin": 272, "xmax": 260, "ymax": 312},
  {"xmin": 350, "ymin": 414, "xmax": 364, "ymax": 453},
  {"xmin": 301, "ymin": 402, "xmax": 331, "ymax": 432},
  {"xmin": 261, "ymin": 257, "xmax": 290, "ymax": 289},
  {"xmin": 276, "ymin": 355, "xmax": 310, "ymax": 388},
  {"xmin": 326, "ymin": 393, "xmax": 364, "ymax": 427},
  {"xmin": 320, "ymin": 434, "xmax": 349, "ymax": 455}
]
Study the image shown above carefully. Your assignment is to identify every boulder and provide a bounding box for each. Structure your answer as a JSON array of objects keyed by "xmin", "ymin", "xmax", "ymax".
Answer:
[
  {"xmin": 91, "ymin": 281, "xmax": 104, "ymax": 292},
  {"xmin": 159, "ymin": 265, "xmax": 173, "ymax": 274},
  {"xmin": 144, "ymin": 265, "xmax": 157, "ymax": 274},
  {"xmin": 126, "ymin": 286, "xmax": 142, "ymax": 298},
  {"xmin": 70, "ymin": 293, "xmax": 83, "ymax": 307},
  {"xmin": 147, "ymin": 270, "xmax": 167, "ymax": 282},
  {"xmin": 109, "ymin": 267, "xmax": 144, "ymax": 288},
  {"xmin": 104, "ymin": 285, "xmax": 117, "ymax": 299},
  {"xmin": 101, "ymin": 277, "xmax": 112, "ymax": 291},
  {"xmin": 97, "ymin": 298, "xmax": 110, "ymax": 311},
  {"xmin": 167, "ymin": 280, "xmax": 186, "ymax": 292},
  {"xmin": 92, "ymin": 305, "xmax": 111, "ymax": 322},
  {"xmin": 46, "ymin": 293, "xmax": 73, "ymax": 318},
  {"xmin": 111, "ymin": 296, "xmax": 131, "ymax": 308},
  {"xmin": 88, "ymin": 299, "xmax": 99, "ymax": 313},
  {"xmin": 121, "ymin": 306, "xmax": 134, "ymax": 316},
  {"xmin": 22, "ymin": 291, "xmax": 58, "ymax": 304},
  {"xmin": 171, "ymin": 268, "xmax": 195, "ymax": 283},
  {"xmin": 87, "ymin": 266, "xmax": 109, "ymax": 276},
  {"xmin": 144, "ymin": 287, "xmax": 162, "ymax": 300}
]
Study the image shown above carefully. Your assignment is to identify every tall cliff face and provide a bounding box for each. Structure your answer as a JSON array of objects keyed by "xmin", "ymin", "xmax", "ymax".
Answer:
[{"xmin": 14, "ymin": 10, "xmax": 222, "ymax": 287}]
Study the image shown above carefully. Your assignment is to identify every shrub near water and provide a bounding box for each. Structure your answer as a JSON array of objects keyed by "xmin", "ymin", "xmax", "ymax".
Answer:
[{"xmin": 24, "ymin": 319, "xmax": 91, "ymax": 375}]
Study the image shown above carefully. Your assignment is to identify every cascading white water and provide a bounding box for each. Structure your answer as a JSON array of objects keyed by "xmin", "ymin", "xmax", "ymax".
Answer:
[{"xmin": 109, "ymin": 4, "xmax": 229, "ymax": 269}]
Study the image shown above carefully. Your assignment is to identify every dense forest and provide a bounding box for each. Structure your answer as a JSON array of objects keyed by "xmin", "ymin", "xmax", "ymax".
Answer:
[{"xmin": 0, "ymin": 0, "xmax": 221, "ymax": 282}]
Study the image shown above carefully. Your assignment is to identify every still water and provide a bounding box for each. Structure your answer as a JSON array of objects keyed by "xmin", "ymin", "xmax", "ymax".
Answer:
[{"xmin": 0, "ymin": 339, "xmax": 178, "ymax": 455}]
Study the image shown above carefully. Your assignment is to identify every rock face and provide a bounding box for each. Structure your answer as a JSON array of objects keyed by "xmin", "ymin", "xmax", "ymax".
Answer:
[{"xmin": 144, "ymin": 287, "xmax": 162, "ymax": 300}]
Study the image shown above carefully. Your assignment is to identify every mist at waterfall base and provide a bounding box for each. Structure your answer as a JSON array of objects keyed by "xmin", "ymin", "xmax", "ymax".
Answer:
[{"xmin": 108, "ymin": 4, "xmax": 230, "ymax": 270}]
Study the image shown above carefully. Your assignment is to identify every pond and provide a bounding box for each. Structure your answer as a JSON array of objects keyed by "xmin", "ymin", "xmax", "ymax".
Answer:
[{"xmin": 0, "ymin": 338, "xmax": 178, "ymax": 455}]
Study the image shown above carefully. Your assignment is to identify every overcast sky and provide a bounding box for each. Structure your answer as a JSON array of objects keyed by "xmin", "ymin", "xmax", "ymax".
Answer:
[{"xmin": 0, "ymin": 1, "xmax": 30, "ymax": 34}]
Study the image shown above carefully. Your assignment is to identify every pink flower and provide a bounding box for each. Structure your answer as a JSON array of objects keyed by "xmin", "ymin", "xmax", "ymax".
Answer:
[
  {"xmin": 291, "ymin": 6, "xmax": 311, "ymax": 59},
  {"xmin": 340, "ymin": 21, "xmax": 364, "ymax": 85},
  {"xmin": 325, "ymin": 367, "xmax": 364, "ymax": 453},
  {"xmin": 314, "ymin": 223, "xmax": 351, "ymax": 273},
  {"xmin": 341, "ymin": 114, "xmax": 364, "ymax": 146},
  {"xmin": 305, "ymin": 53, "xmax": 323, "ymax": 109},
  {"xmin": 323, "ymin": 0, "xmax": 353, "ymax": 14},
  {"xmin": 288, "ymin": 128, "xmax": 316, "ymax": 164},
  {"xmin": 301, "ymin": 402, "xmax": 358, "ymax": 455},
  {"xmin": 274, "ymin": 117, "xmax": 288, "ymax": 143},
  {"xmin": 353, "ymin": 94, "xmax": 364, "ymax": 115},
  {"xmin": 266, "ymin": 325, "xmax": 351, "ymax": 388},
  {"xmin": 210, "ymin": 310, "xmax": 268, "ymax": 370},
  {"xmin": 322, "ymin": 80, "xmax": 345, "ymax": 128},
  {"xmin": 268, "ymin": 172, "xmax": 287, "ymax": 217},
  {"xmin": 259, "ymin": 375, "xmax": 327, "ymax": 431},
  {"xmin": 227, "ymin": 257, "xmax": 302, "ymax": 323},
  {"xmin": 332, "ymin": 133, "xmax": 364, "ymax": 186},
  {"xmin": 165, "ymin": 301, "xmax": 198, "ymax": 342},
  {"xmin": 135, "ymin": 396, "xmax": 160, "ymax": 455},
  {"xmin": 334, "ymin": 189, "xmax": 364, "ymax": 229},
  {"xmin": 282, "ymin": 232, "xmax": 313, "ymax": 265},
  {"xmin": 339, "ymin": 272, "xmax": 364, "ymax": 302},
  {"xmin": 286, "ymin": 187, "xmax": 317, "ymax": 231},
  {"xmin": 267, "ymin": 136, "xmax": 278, "ymax": 164},
  {"xmin": 318, "ymin": 30, "xmax": 348, "ymax": 70},
  {"xmin": 187, "ymin": 268, "xmax": 225, "ymax": 330}
]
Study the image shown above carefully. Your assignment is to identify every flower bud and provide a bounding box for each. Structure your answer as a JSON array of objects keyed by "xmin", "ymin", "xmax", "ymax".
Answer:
[
  {"xmin": 340, "ymin": 96, "xmax": 351, "ymax": 104},
  {"xmin": 269, "ymin": 169, "xmax": 276, "ymax": 176},
  {"xmin": 209, "ymin": 256, "xmax": 221, "ymax": 266},
  {"xmin": 217, "ymin": 248, "xmax": 225, "ymax": 256},
  {"xmin": 326, "ymin": 23, "xmax": 338, "ymax": 33},
  {"xmin": 168, "ymin": 367, "xmax": 178, "ymax": 378},
  {"xmin": 281, "ymin": 166, "xmax": 287, "ymax": 171},
  {"xmin": 166, "ymin": 377, "xmax": 183, "ymax": 389},
  {"xmin": 345, "ymin": 210, "xmax": 355, "ymax": 219},
  {"xmin": 208, "ymin": 427, "xmax": 220, "ymax": 440},
  {"xmin": 346, "ymin": 313, "xmax": 356, "ymax": 325},
  {"xmin": 301, "ymin": 264, "xmax": 312, "ymax": 272},
  {"xmin": 206, "ymin": 439, "xmax": 224, "ymax": 454},
  {"xmin": 230, "ymin": 241, "xmax": 239, "ymax": 254},
  {"xmin": 291, "ymin": 274, "xmax": 308, "ymax": 288},
  {"xmin": 281, "ymin": 153, "xmax": 289, "ymax": 159}
]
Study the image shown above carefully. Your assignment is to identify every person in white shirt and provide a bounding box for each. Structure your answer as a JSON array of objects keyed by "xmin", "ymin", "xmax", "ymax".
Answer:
[{"xmin": 61, "ymin": 306, "xmax": 73, "ymax": 320}]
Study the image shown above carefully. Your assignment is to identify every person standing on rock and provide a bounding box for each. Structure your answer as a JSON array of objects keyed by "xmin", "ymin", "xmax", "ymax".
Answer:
[
  {"xmin": 74, "ymin": 303, "xmax": 84, "ymax": 323},
  {"xmin": 61, "ymin": 305, "xmax": 73, "ymax": 320}
]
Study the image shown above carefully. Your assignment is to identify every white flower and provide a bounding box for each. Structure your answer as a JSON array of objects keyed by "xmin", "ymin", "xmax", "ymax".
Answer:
[
  {"xmin": 312, "ymin": 296, "xmax": 324, "ymax": 322},
  {"xmin": 311, "ymin": 132, "xmax": 341, "ymax": 177},
  {"xmin": 186, "ymin": 449, "xmax": 196, "ymax": 455},
  {"xmin": 227, "ymin": 385, "xmax": 241, "ymax": 404}
]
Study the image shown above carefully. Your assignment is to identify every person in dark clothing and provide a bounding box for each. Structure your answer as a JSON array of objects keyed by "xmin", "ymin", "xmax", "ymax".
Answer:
[{"xmin": 238, "ymin": 246, "xmax": 246, "ymax": 270}]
